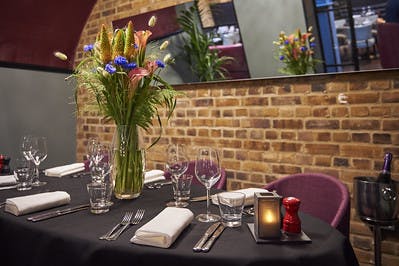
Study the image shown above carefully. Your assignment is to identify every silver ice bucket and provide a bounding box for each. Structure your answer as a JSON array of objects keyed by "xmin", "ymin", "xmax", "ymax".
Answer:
[{"xmin": 354, "ymin": 176, "xmax": 399, "ymax": 223}]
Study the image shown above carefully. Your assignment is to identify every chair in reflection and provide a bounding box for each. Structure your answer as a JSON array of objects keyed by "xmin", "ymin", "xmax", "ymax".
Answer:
[
  {"xmin": 377, "ymin": 22, "xmax": 399, "ymax": 68},
  {"xmin": 263, "ymin": 172, "xmax": 350, "ymax": 238},
  {"xmin": 340, "ymin": 23, "xmax": 375, "ymax": 60},
  {"xmin": 165, "ymin": 160, "xmax": 227, "ymax": 190}
]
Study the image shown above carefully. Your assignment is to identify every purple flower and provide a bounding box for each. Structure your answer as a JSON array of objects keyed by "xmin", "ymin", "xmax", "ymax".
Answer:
[
  {"xmin": 310, "ymin": 42, "xmax": 316, "ymax": 47},
  {"xmin": 156, "ymin": 59, "xmax": 165, "ymax": 68},
  {"xmin": 114, "ymin": 56, "xmax": 128, "ymax": 66},
  {"xmin": 284, "ymin": 40, "xmax": 289, "ymax": 45},
  {"xmin": 105, "ymin": 64, "xmax": 116, "ymax": 74},
  {"xmin": 83, "ymin": 44, "xmax": 94, "ymax": 52},
  {"xmin": 300, "ymin": 46, "xmax": 307, "ymax": 52},
  {"xmin": 279, "ymin": 55, "xmax": 285, "ymax": 61},
  {"xmin": 125, "ymin": 62, "xmax": 137, "ymax": 69}
]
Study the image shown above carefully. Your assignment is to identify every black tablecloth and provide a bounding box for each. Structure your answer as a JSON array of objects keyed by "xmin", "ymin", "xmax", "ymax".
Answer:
[{"xmin": 0, "ymin": 175, "xmax": 359, "ymax": 266}]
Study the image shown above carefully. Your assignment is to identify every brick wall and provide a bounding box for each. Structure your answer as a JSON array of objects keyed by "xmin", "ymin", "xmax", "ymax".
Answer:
[{"xmin": 76, "ymin": 1, "xmax": 399, "ymax": 265}]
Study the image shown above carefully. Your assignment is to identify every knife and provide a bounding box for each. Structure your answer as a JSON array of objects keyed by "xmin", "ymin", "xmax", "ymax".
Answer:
[
  {"xmin": 201, "ymin": 224, "xmax": 225, "ymax": 252},
  {"xmin": 193, "ymin": 222, "xmax": 221, "ymax": 252},
  {"xmin": 27, "ymin": 204, "xmax": 90, "ymax": 222}
]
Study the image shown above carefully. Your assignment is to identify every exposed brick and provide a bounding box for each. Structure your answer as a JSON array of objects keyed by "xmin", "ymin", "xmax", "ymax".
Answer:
[
  {"xmin": 273, "ymin": 119, "xmax": 303, "ymax": 129},
  {"xmin": 305, "ymin": 143, "xmax": 339, "ymax": 155},
  {"xmin": 352, "ymin": 133, "xmax": 371, "ymax": 143},
  {"xmin": 306, "ymin": 120, "xmax": 339, "ymax": 129},
  {"xmin": 271, "ymin": 142, "xmax": 302, "ymax": 152},
  {"xmin": 373, "ymin": 133, "xmax": 392, "ymax": 144},
  {"xmin": 332, "ymin": 106, "xmax": 349, "ymax": 117},
  {"xmin": 315, "ymin": 156, "xmax": 331, "ymax": 166},
  {"xmin": 333, "ymin": 132, "xmax": 351, "ymax": 142},
  {"xmin": 306, "ymin": 95, "xmax": 336, "ymax": 105},
  {"xmin": 243, "ymin": 97, "xmax": 268, "ymax": 106},
  {"xmin": 383, "ymin": 120, "xmax": 399, "ymax": 130},
  {"xmin": 313, "ymin": 107, "xmax": 329, "ymax": 117},
  {"xmin": 342, "ymin": 119, "xmax": 380, "ymax": 130},
  {"xmin": 349, "ymin": 81, "xmax": 368, "ymax": 91},
  {"xmin": 194, "ymin": 98, "xmax": 213, "ymax": 107},
  {"xmin": 271, "ymin": 96, "xmax": 301, "ymax": 105},
  {"xmin": 311, "ymin": 83, "xmax": 325, "ymax": 92},
  {"xmin": 334, "ymin": 157, "xmax": 349, "ymax": 167},
  {"xmin": 369, "ymin": 80, "xmax": 390, "ymax": 90},
  {"xmin": 351, "ymin": 106, "xmax": 370, "ymax": 117},
  {"xmin": 216, "ymin": 98, "xmax": 240, "ymax": 107},
  {"xmin": 347, "ymin": 92, "xmax": 380, "ymax": 104}
]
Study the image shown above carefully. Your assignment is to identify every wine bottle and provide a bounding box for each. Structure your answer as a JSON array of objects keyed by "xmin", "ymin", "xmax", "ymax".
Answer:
[{"xmin": 377, "ymin": 152, "xmax": 393, "ymax": 183}]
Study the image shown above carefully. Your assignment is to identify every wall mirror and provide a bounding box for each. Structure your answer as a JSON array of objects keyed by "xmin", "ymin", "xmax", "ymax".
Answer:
[{"xmin": 113, "ymin": 0, "xmax": 396, "ymax": 85}]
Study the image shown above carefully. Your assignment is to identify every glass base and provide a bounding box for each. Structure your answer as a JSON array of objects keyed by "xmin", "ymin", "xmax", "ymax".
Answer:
[
  {"xmin": 32, "ymin": 181, "xmax": 47, "ymax": 187},
  {"xmin": 196, "ymin": 213, "xmax": 221, "ymax": 223},
  {"xmin": 114, "ymin": 191, "xmax": 141, "ymax": 199},
  {"xmin": 166, "ymin": 200, "xmax": 189, "ymax": 208}
]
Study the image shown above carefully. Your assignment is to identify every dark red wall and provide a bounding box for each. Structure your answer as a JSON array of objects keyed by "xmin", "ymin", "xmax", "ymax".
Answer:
[{"xmin": 0, "ymin": 0, "xmax": 97, "ymax": 71}]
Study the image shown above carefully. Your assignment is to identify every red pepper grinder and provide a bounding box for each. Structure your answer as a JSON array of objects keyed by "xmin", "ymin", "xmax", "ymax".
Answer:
[{"xmin": 282, "ymin": 197, "xmax": 301, "ymax": 234}]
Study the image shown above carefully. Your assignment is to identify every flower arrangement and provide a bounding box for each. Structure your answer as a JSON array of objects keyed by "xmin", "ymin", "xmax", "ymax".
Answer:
[
  {"xmin": 273, "ymin": 27, "xmax": 317, "ymax": 75},
  {"xmin": 57, "ymin": 17, "xmax": 181, "ymax": 199}
]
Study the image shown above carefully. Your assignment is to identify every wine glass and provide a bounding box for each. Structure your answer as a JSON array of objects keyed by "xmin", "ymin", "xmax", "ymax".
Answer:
[
  {"xmin": 165, "ymin": 144, "xmax": 189, "ymax": 207},
  {"xmin": 86, "ymin": 138, "xmax": 100, "ymax": 167},
  {"xmin": 29, "ymin": 136, "xmax": 48, "ymax": 187},
  {"xmin": 195, "ymin": 147, "xmax": 221, "ymax": 222},
  {"xmin": 20, "ymin": 135, "xmax": 34, "ymax": 161},
  {"xmin": 90, "ymin": 143, "xmax": 110, "ymax": 182}
]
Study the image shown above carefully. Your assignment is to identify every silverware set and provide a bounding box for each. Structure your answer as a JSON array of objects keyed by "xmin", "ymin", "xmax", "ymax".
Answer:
[
  {"xmin": 100, "ymin": 209, "xmax": 145, "ymax": 241},
  {"xmin": 193, "ymin": 222, "xmax": 225, "ymax": 252}
]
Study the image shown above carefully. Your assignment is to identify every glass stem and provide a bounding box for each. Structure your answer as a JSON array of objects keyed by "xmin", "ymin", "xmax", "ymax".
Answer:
[
  {"xmin": 206, "ymin": 187, "xmax": 210, "ymax": 216},
  {"xmin": 34, "ymin": 164, "xmax": 39, "ymax": 183}
]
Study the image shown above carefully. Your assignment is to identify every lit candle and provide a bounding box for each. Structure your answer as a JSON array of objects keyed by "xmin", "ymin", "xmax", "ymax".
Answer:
[{"xmin": 255, "ymin": 192, "xmax": 282, "ymax": 239}]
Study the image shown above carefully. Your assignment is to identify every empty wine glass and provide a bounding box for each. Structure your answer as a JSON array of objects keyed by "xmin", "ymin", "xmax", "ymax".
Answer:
[
  {"xmin": 87, "ymin": 138, "xmax": 100, "ymax": 167},
  {"xmin": 29, "ymin": 136, "xmax": 48, "ymax": 187},
  {"xmin": 90, "ymin": 143, "xmax": 110, "ymax": 182},
  {"xmin": 165, "ymin": 144, "xmax": 189, "ymax": 207},
  {"xmin": 195, "ymin": 147, "xmax": 221, "ymax": 222},
  {"xmin": 20, "ymin": 135, "xmax": 34, "ymax": 161}
]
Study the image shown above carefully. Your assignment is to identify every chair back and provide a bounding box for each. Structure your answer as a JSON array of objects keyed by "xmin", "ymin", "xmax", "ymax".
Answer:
[
  {"xmin": 165, "ymin": 160, "xmax": 227, "ymax": 190},
  {"xmin": 263, "ymin": 173, "xmax": 350, "ymax": 238},
  {"xmin": 377, "ymin": 22, "xmax": 399, "ymax": 68}
]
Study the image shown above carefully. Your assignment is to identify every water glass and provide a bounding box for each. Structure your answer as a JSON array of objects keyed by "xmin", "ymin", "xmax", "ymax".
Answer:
[
  {"xmin": 217, "ymin": 192, "xmax": 246, "ymax": 227},
  {"xmin": 87, "ymin": 183, "xmax": 109, "ymax": 214},
  {"xmin": 14, "ymin": 157, "xmax": 33, "ymax": 191},
  {"xmin": 167, "ymin": 174, "xmax": 193, "ymax": 207}
]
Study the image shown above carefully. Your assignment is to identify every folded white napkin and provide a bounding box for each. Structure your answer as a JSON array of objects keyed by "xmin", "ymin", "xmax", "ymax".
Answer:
[
  {"xmin": 131, "ymin": 207, "xmax": 194, "ymax": 248},
  {"xmin": 144, "ymin": 170, "xmax": 165, "ymax": 184},
  {"xmin": 4, "ymin": 191, "xmax": 71, "ymax": 216},
  {"xmin": 0, "ymin": 174, "xmax": 17, "ymax": 186},
  {"xmin": 45, "ymin": 163, "xmax": 85, "ymax": 177},
  {"xmin": 211, "ymin": 187, "xmax": 269, "ymax": 206}
]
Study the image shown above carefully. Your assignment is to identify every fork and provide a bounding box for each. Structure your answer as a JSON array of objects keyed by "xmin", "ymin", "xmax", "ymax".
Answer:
[
  {"xmin": 106, "ymin": 209, "xmax": 145, "ymax": 241},
  {"xmin": 99, "ymin": 211, "xmax": 133, "ymax": 240}
]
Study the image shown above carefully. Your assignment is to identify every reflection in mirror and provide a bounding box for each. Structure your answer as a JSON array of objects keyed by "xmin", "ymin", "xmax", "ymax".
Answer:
[{"xmin": 113, "ymin": 0, "xmax": 395, "ymax": 85}]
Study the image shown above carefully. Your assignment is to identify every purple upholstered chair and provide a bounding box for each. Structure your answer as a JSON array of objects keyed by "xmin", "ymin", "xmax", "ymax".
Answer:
[
  {"xmin": 263, "ymin": 173, "xmax": 350, "ymax": 238},
  {"xmin": 165, "ymin": 160, "xmax": 227, "ymax": 190}
]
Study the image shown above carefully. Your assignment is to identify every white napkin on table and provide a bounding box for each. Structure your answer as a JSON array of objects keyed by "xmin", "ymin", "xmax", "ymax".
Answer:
[
  {"xmin": 4, "ymin": 191, "xmax": 71, "ymax": 216},
  {"xmin": 211, "ymin": 187, "xmax": 269, "ymax": 206},
  {"xmin": 131, "ymin": 207, "xmax": 194, "ymax": 248},
  {"xmin": 0, "ymin": 174, "xmax": 17, "ymax": 186},
  {"xmin": 144, "ymin": 170, "xmax": 165, "ymax": 184},
  {"xmin": 45, "ymin": 163, "xmax": 85, "ymax": 177}
]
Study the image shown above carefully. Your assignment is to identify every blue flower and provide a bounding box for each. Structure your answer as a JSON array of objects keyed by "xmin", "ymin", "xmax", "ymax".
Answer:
[
  {"xmin": 125, "ymin": 62, "xmax": 137, "ymax": 69},
  {"xmin": 114, "ymin": 56, "xmax": 128, "ymax": 66},
  {"xmin": 105, "ymin": 64, "xmax": 116, "ymax": 74},
  {"xmin": 279, "ymin": 55, "xmax": 285, "ymax": 61},
  {"xmin": 156, "ymin": 59, "xmax": 165, "ymax": 68},
  {"xmin": 134, "ymin": 43, "xmax": 138, "ymax": 49},
  {"xmin": 310, "ymin": 42, "xmax": 316, "ymax": 47},
  {"xmin": 301, "ymin": 46, "xmax": 307, "ymax": 52},
  {"xmin": 284, "ymin": 40, "xmax": 289, "ymax": 45},
  {"xmin": 83, "ymin": 44, "xmax": 94, "ymax": 52}
]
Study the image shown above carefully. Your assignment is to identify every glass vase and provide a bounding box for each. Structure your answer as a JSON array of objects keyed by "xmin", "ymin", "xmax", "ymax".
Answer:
[{"xmin": 112, "ymin": 125, "xmax": 145, "ymax": 199}]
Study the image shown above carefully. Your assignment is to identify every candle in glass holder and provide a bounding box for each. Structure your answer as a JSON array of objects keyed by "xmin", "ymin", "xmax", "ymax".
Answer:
[{"xmin": 254, "ymin": 191, "xmax": 282, "ymax": 239}]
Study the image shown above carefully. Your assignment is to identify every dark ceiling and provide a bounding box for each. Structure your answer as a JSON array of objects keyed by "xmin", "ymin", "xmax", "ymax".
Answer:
[{"xmin": 0, "ymin": 0, "xmax": 97, "ymax": 71}]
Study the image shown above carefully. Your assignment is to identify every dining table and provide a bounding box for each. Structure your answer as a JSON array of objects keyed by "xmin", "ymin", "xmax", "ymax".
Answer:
[{"xmin": 0, "ymin": 173, "xmax": 359, "ymax": 266}]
